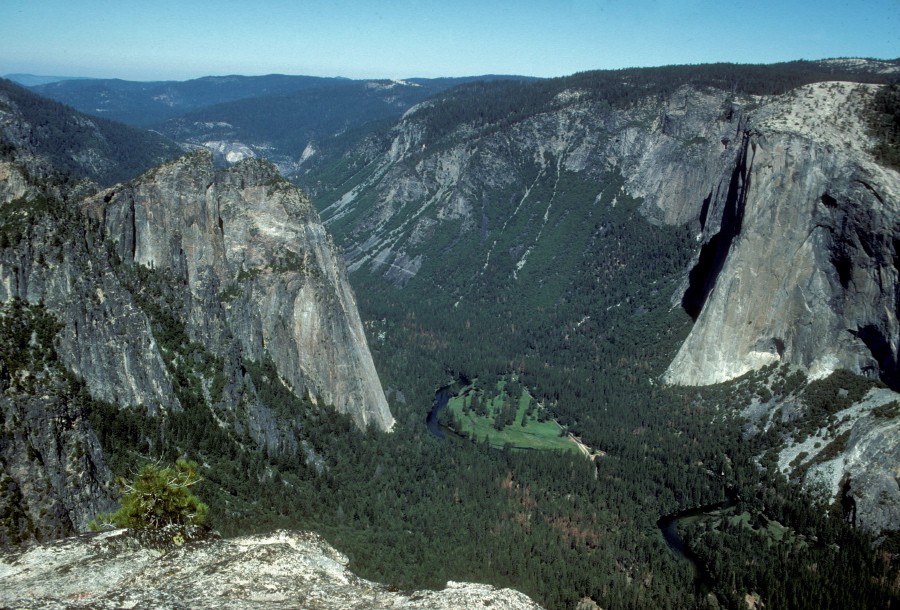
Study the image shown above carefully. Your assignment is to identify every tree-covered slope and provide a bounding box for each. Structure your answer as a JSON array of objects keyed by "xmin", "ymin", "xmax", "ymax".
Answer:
[
  {"xmin": 0, "ymin": 78, "xmax": 183, "ymax": 186},
  {"xmin": 29, "ymin": 74, "xmax": 352, "ymax": 125},
  {"xmin": 151, "ymin": 76, "xmax": 535, "ymax": 177}
]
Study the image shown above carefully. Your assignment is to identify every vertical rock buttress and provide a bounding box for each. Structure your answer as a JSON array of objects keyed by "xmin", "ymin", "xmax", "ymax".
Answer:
[{"xmin": 87, "ymin": 152, "xmax": 394, "ymax": 431}]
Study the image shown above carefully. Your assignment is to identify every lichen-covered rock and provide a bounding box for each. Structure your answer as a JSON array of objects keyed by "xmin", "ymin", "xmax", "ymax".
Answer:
[{"xmin": 0, "ymin": 529, "xmax": 544, "ymax": 609}]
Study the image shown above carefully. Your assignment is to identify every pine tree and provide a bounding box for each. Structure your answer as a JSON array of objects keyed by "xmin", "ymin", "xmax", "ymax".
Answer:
[{"xmin": 91, "ymin": 460, "xmax": 208, "ymax": 529}]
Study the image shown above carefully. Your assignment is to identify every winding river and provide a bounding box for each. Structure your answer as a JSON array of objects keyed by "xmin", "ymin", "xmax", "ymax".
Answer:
[
  {"xmin": 425, "ymin": 387, "xmax": 452, "ymax": 439},
  {"xmin": 656, "ymin": 487, "xmax": 737, "ymax": 594}
]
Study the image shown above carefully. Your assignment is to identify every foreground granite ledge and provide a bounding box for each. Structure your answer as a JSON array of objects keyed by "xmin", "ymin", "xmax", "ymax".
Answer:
[{"xmin": 0, "ymin": 528, "xmax": 544, "ymax": 609}]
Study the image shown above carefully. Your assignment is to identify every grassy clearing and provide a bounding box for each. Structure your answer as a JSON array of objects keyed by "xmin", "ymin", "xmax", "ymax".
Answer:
[
  {"xmin": 444, "ymin": 382, "xmax": 580, "ymax": 453},
  {"xmin": 722, "ymin": 511, "xmax": 807, "ymax": 549}
]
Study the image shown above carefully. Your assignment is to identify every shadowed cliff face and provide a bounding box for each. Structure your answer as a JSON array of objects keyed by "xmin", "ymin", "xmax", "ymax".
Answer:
[
  {"xmin": 0, "ymin": 159, "xmax": 157, "ymax": 543},
  {"xmin": 680, "ymin": 125, "xmax": 752, "ymax": 321},
  {"xmin": 86, "ymin": 152, "xmax": 393, "ymax": 432}
]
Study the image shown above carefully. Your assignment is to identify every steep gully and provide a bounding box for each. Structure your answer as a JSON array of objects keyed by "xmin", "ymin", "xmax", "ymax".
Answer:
[{"xmin": 681, "ymin": 129, "xmax": 752, "ymax": 322}]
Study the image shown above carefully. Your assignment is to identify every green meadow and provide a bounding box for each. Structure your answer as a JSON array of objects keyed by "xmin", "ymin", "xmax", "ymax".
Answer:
[{"xmin": 443, "ymin": 381, "xmax": 581, "ymax": 453}]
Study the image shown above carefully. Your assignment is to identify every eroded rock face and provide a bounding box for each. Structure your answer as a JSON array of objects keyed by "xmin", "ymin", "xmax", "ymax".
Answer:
[
  {"xmin": 0, "ymin": 149, "xmax": 391, "ymax": 544},
  {"xmin": 86, "ymin": 152, "xmax": 393, "ymax": 431},
  {"xmin": 745, "ymin": 385, "xmax": 900, "ymax": 533},
  {"xmin": 665, "ymin": 83, "xmax": 900, "ymax": 388},
  {"xmin": 315, "ymin": 85, "xmax": 744, "ymax": 288},
  {"xmin": 0, "ymin": 529, "xmax": 544, "ymax": 610}
]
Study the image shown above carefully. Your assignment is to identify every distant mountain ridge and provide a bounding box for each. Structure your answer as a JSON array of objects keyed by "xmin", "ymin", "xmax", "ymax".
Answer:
[
  {"xmin": 23, "ymin": 73, "xmax": 536, "ymax": 179},
  {"xmin": 152, "ymin": 76, "xmax": 535, "ymax": 177},
  {"xmin": 27, "ymin": 73, "xmax": 538, "ymax": 127},
  {"xmin": 0, "ymin": 78, "xmax": 183, "ymax": 186},
  {"xmin": 29, "ymin": 74, "xmax": 353, "ymax": 126},
  {"xmin": 3, "ymin": 74, "xmax": 93, "ymax": 87}
]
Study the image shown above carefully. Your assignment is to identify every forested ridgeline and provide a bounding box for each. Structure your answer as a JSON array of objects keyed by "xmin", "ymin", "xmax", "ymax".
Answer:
[
  {"xmin": 293, "ymin": 59, "xmax": 900, "ymax": 194},
  {"xmin": 151, "ymin": 76, "xmax": 534, "ymax": 154},
  {"xmin": 394, "ymin": 60, "xmax": 900, "ymax": 147},
  {"xmin": 29, "ymin": 74, "xmax": 350, "ymax": 125},
  {"xmin": 0, "ymin": 79, "xmax": 183, "ymax": 186}
]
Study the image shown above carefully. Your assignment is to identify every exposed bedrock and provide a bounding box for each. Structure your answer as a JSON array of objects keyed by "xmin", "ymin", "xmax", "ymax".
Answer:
[
  {"xmin": 665, "ymin": 83, "xmax": 900, "ymax": 388},
  {"xmin": 87, "ymin": 152, "xmax": 393, "ymax": 431}
]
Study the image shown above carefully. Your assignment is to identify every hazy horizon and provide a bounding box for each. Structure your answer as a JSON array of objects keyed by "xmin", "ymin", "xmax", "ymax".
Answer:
[
  {"xmin": 2, "ymin": 1, "xmax": 898, "ymax": 83},
  {"xmin": 5, "ymin": 54, "xmax": 900, "ymax": 87}
]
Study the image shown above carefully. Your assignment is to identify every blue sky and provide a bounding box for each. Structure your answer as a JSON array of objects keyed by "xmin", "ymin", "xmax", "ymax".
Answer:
[{"xmin": 1, "ymin": 0, "xmax": 898, "ymax": 81}]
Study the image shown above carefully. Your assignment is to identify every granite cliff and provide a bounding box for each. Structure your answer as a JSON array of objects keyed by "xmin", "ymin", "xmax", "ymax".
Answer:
[
  {"xmin": 85, "ymin": 151, "xmax": 392, "ymax": 432},
  {"xmin": 300, "ymin": 69, "xmax": 900, "ymax": 531},
  {"xmin": 0, "ymin": 137, "xmax": 391, "ymax": 543},
  {"xmin": 664, "ymin": 82, "xmax": 900, "ymax": 387}
]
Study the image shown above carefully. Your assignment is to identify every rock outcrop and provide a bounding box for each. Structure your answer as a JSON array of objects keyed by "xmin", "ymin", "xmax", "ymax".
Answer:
[
  {"xmin": 0, "ymin": 143, "xmax": 391, "ymax": 543},
  {"xmin": 744, "ymin": 382, "xmax": 900, "ymax": 533},
  {"xmin": 0, "ymin": 529, "xmax": 544, "ymax": 609},
  {"xmin": 85, "ymin": 152, "xmax": 393, "ymax": 431},
  {"xmin": 664, "ymin": 82, "xmax": 900, "ymax": 387}
]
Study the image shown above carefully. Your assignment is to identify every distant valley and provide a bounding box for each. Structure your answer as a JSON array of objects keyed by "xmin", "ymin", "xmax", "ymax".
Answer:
[{"xmin": 1, "ymin": 59, "xmax": 899, "ymax": 609}]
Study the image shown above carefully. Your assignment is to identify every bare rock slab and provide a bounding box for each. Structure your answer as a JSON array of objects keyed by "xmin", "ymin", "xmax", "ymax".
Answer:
[{"xmin": 0, "ymin": 529, "xmax": 544, "ymax": 609}]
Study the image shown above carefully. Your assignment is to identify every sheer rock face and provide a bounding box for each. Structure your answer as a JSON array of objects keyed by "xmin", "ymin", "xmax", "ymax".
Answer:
[
  {"xmin": 0, "ymin": 160, "xmax": 155, "ymax": 542},
  {"xmin": 0, "ymin": 529, "xmax": 544, "ymax": 610},
  {"xmin": 0, "ymin": 162, "xmax": 177, "ymax": 413},
  {"xmin": 663, "ymin": 83, "xmax": 900, "ymax": 387},
  {"xmin": 318, "ymin": 80, "xmax": 900, "ymax": 389},
  {"xmin": 86, "ymin": 152, "xmax": 393, "ymax": 431},
  {"xmin": 0, "ymin": 150, "xmax": 390, "ymax": 545}
]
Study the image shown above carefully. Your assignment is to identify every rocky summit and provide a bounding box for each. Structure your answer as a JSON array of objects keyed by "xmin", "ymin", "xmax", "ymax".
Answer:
[{"xmin": 0, "ymin": 528, "xmax": 544, "ymax": 609}]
